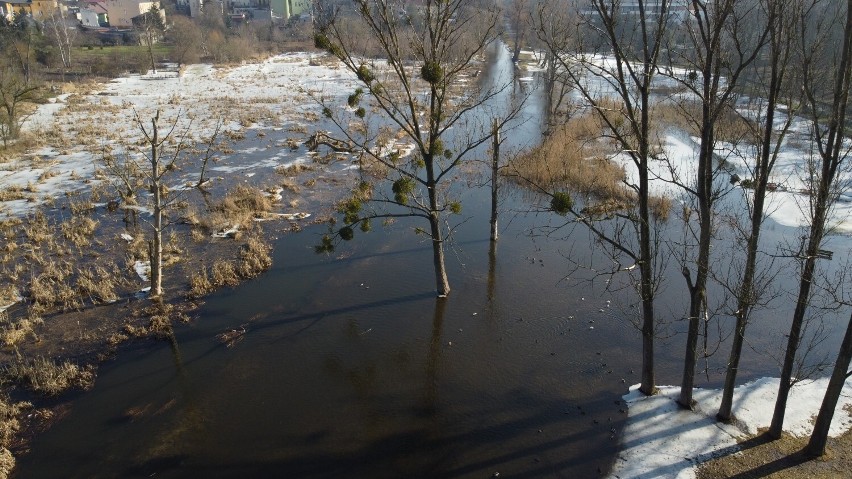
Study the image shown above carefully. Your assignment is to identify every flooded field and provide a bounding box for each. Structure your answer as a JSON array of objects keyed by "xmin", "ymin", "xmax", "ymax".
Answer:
[{"xmin": 10, "ymin": 43, "xmax": 852, "ymax": 478}]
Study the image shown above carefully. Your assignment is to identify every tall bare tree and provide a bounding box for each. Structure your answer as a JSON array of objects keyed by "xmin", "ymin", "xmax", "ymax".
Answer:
[
  {"xmin": 45, "ymin": 6, "xmax": 77, "ymax": 75},
  {"xmin": 532, "ymin": 0, "xmax": 579, "ymax": 130},
  {"xmin": 668, "ymin": 0, "xmax": 766, "ymax": 409},
  {"xmin": 770, "ymin": 0, "xmax": 852, "ymax": 439},
  {"xmin": 103, "ymin": 110, "xmax": 219, "ymax": 297},
  {"xmin": 805, "ymin": 307, "xmax": 852, "ymax": 456},
  {"xmin": 314, "ymin": 0, "xmax": 505, "ymax": 297},
  {"xmin": 0, "ymin": 52, "xmax": 39, "ymax": 146},
  {"xmin": 136, "ymin": 4, "xmax": 166, "ymax": 74},
  {"xmin": 507, "ymin": 0, "xmax": 532, "ymax": 63},
  {"xmin": 716, "ymin": 0, "xmax": 799, "ymax": 422},
  {"xmin": 538, "ymin": 0, "xmax": 677, "ymax": 396}
]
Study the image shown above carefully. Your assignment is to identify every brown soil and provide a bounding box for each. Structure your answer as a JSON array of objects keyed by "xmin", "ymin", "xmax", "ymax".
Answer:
[{"xmin": 697, "ymin": 426, "xmax": 852, "ymax": 479}]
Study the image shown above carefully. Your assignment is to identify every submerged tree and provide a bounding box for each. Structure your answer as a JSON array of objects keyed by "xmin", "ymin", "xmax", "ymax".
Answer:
[
  {"xmin": 532, "ymin": 0, "xmax": 580, "ymax": 130},
  {"xmin": 314, "ymin": 0, "xmax": 505, "ymax": 297},
  {"xmin": 103, "ymin": 110, "xmax": 220, "ymax": 297},
  {"xmin": 770, "ymin": 0, "xmax": 852, "ymax": 439}
]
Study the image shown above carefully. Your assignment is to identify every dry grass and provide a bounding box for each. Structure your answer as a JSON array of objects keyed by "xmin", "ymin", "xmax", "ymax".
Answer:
[
  {"xmin": 22, "ymin": 211, "xmax": 51, "ymax": 245},
  {"xmin": 61, "ymin": 217, "xmax": 98, "ymax": 248},
  {"xmin": 275, "ymin": 163, "xmax": 314, "ymax": 176},
  {"xmin": 697, "ymin": 427, "xmax": 852, "ymax": 479},
  {"xmin": 76, "ymin": 266, "xmax": 120, "ymax": 304},
  {"xmin": 515, "ymin": 108, "xmax": 674, "ymax": 220},
  {"xmin": 0, "ymin": 186, "xmax": 26, "ymax": 202},
  {"xmin": 28, "ymin": 261, "xmax": 82, "ymax": 314},
  {"xmin": 237, "ymin": 235, "xmax": 272, "ymax": 279},
  {"xmin": 211, "ymin": 260, "xmax": 240, "ymax": 287},
  {"xmin": 201, "ymin": 185, "xmax": 274, "ymax": 234},
  {"xmin": 187, "ymin": 267, "xmax": 214, "ymax": 299},
  {"xmin": 0, "ymin": 311, "xmax": 40, "ymax": 347},
  {"xmin": 2, "ymin": 356, "xmax": 95, "ymax": 396},
  {"xmin": 0, "ymin": 286, "xmax": 17, "ymax": 307},
  {"xmin": 513, "ymin": 112, "xmax": 629, "ymax": 201},
  {"xmin": 0, "ymin": 447, "xmax": 13, "ymax": 479},
  {"xmin": 0, "ymin": 394, "xmax": 32, "ymax": 450}
]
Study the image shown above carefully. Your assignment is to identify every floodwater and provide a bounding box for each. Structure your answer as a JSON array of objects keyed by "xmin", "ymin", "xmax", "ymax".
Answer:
[{"xmin": 14, "ymin": 44, "xmax": 852, "ymax": 478}]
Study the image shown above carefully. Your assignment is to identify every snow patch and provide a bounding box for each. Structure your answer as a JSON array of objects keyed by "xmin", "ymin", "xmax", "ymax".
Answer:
[{"xmin": 608, "ymin": 378, "xmax": 852, "ymax": 479}]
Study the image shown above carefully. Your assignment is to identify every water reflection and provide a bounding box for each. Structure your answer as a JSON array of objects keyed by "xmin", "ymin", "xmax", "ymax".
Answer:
[{"xmin": 423, "ymin": 298, "xmax": 447, "ymax": 417}]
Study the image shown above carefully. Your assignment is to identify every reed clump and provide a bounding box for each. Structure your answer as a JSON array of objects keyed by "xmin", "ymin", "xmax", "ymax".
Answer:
[
  {"xmin": 2, "ymin": 356, "xmax": 94, "ymax": 396},
  {"xmin": 515, "ymin": 109, "xmax": 673, "ymax": 221}
]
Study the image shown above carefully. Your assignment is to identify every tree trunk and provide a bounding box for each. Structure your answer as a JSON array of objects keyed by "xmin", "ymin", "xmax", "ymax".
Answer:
[
  {"xmin": 679, "ymin": 85, "xmax": 714, "ymax": 409},
  {"xmin": 718, "ymin": 6, "xmax": 783, "ymax": 418},
  {"xmin": 429, "ymin": 211, "xmax": 450, "ymax": 297},
  {"xmin": 638, "ymin": 82, "xmax": 656, "ymax": 396},
  {"xmin": 769, "ymin": 220, "xmax": 822, "ymax": 438},
  {"xmin": 425, "ymin": 145, "xmax": 450, "ymax": 297},
  {"xmin": 771, "ymin": 0, "xmax": 852, "ymax": 437},
  {"xmin": 149, "ymin": 113, "xmax": 163, "ymax": 297},
  {"xmin": 490, "ymin": 119, "xmax": 499, "ymax": 242},
  {"xmin": 805, "ymin": 309, "xmax": 852, "ymax": 456}
]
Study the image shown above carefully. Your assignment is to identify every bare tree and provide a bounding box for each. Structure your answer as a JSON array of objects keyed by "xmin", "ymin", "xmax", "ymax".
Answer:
[
  {"xmin": 103, "ymin": 110, "xmax": 219, "ymax": 297},
  {"xmin": 536, "ymin": 0, "xmax": 677, "ymax": 396},
  {"xmin": 0, "ymin": 55, "xmax": 39, "ymax": 147},
  {"xmin": 667, "ymin": 0, "xmax": 767, "ymax": 409},
  {"xmin": 716, "ymin": 0, "xmax": 799, "ymax": 422},
  {"xmin": 769, "ymin": 0, "xmax": 852, "ymax": 439},
  {"xmin": 136, "ymin": 4, "xmax": 166, "ymax": 74},
  {"xmin": 168, "ymin": 16, "xmax": 203, "ymax": 67},
  {"xmin": 507, "ymin": 0, "xmax": 532, "ymax": 63},
  {"xmin": 805, "ymin": 306, "xmax": 852, "ymax": 456},
  {"xmin": 45, "ymin": 6, "xmax": 77, "ymax": 76},
  {"xmin": 532, "ymin": 0, "xmax": 580, "ymax": 130},
  {"xmin": 314, "ymin": 0, "xmax": 505, "ymax": 297}
]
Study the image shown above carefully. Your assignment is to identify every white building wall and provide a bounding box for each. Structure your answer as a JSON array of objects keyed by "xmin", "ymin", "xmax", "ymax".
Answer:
[{"xmin": 102, "ymin": 0, "xmax": 160, "ymax": 27}]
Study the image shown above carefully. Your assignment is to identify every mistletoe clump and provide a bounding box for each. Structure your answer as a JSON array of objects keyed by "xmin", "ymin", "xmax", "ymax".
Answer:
[
  {"xmin": 550, "ymin": 192, "xmax": 573, "ymax": 215},
  {"xmin": 421, "ymin": 61, "xmax": 444, "ymax": 85},
  {"xmin": 392, "ymin": 177, "xmax": 415, "ymax": 205},
  {"xmin": 357, "ymin": 64, "xmax": 375, "ymax": 84}
]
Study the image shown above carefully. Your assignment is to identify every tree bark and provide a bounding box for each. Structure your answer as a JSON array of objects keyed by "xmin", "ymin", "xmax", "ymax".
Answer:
[
  {"xmin": 149, "ymin": 112, "xmax": 163, "ymax": 297},
  {"xmin": 718, "ymin": 1, "xmax": 785, "ymax": 420},
  {"xmin": 770, "ymin": 0, "xmax": 852, "ymax": 438},
  {"xmin": 490, "ymin": 119, "xmax": 499, "ymax": 242},
  {"xmin": 805, "ymin": 309, "xmax": 852, "ymax": 456}
]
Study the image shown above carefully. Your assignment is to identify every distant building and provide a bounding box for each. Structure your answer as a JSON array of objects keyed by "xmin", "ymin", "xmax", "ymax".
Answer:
[
  {"xmin": 79, "ymin": 0, "xmax": 109, "ymax": 27},
  {"xmin": 271, "ymin": 0, "xmax": 309, "ymax": 21},
  {"xmin": 1, "ymin": 0, "xmax": 64, "ymax": 21},
  {"xmin": 582, "ymin": 0, "xmax": 691, "ymax": 18},
  {"xmin": 175, "ymin": 0, "xmax": 206, "ymax": 17},
  {"xmin": 106, "ymin": 0, "xmax": 163, "ymax": 28}
]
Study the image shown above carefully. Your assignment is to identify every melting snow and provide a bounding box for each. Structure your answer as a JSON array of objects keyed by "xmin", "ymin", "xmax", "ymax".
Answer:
[{"xmin": 608, "ymin": 378, "xmax": 852, "ymax": 479}]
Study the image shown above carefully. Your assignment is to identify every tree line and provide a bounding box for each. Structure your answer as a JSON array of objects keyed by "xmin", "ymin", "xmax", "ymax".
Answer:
[{"xmin": 313, "ymin": 0, "xmax": 852, "ymax": 460}]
